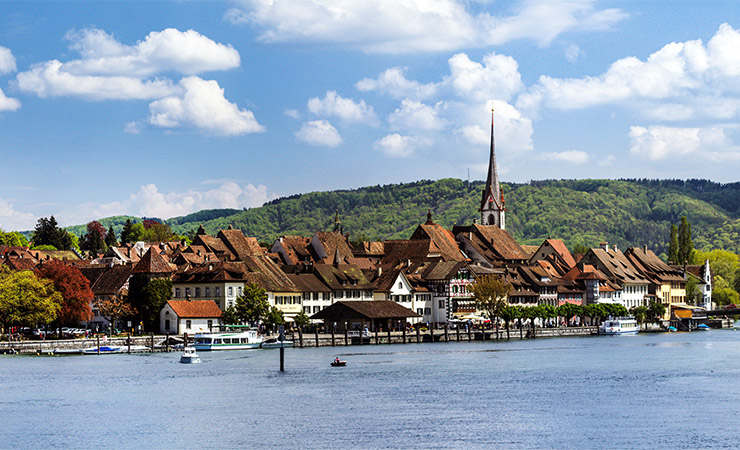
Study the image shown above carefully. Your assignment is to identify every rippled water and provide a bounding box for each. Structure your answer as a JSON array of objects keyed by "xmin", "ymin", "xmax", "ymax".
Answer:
[{"xmin": 2, "ymin": 331, "xmax": 740, "ymax": 449}]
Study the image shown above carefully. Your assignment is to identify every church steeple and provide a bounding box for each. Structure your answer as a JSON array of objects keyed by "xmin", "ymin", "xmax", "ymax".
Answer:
[{"xmin": 479, "ymin": 109, "xmax": 506, "ymax": 229}]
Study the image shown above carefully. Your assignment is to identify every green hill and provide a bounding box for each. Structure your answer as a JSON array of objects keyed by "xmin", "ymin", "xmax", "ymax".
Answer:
[{"xmin": 63, "ymin": 178, "xmax": 740, "ymax": 255}]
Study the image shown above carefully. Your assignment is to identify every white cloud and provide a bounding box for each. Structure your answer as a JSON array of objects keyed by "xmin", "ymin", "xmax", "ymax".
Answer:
[
  {"xmin": 63, "ymin": 28, "xmax": 240, "ymax": 78},
  {"xmin": 64, "ymin": 182, "xmax": 271, "ymax": 225},
  {"xmin": 124, "ymin": 121, "xmax": 142, "ymax": 134},
  {"xmin": 0, "ymin": 197, "xmax": 37, "ymax": 231},
  {"xmin": 307, "ymin": 90, "xmax": 377, "ymax": 123},
  {"xmin": 0, "ymin": 88, "xmax": 21, "ymax": 111},
  {"xmin": 227, "ymin": 0, "xmax": 626, "ymax": 53},
  {"xmin": 373, "ymin": 133, "xmax": 419, "ymax": 158},
  {"xmin": 356, "ymin": 67, "xmax": 438, "ymax": 100},
  {"xmin": 0, "ymin": 46, "xmax": 17, "ymax": 75},
  {"xmin": 17, "ymin": 60, "xmax": 178, "ymax": 100},
  {"xmin": 538, "ymin": 150, "xmax": 591, "ymax": 164},
  {"xmin": 564, "ymin": 43, "xmax": 582, "ymax": 63},
  {"xmin": 284, "ymin": 108, "xmax": 301, "ymax": 119},
  {"xmin": 295, "ymin": 120, "xmax": 342, "ymax": 146},
  {"xmin": 388, "ymin": 99, "xmax": 448, "ymax": 131},
  {"xmin": 518, "ymin": 23, "xmax": 740, "ymax": 122},
  {"xmin": 447, "ymin": 52, "xmax": 524, "ymax": 102},
  {"xmin": 148, "ymin": 76, "xmax": 264, "ymax": 135},
  {"xmin": 628, "ymin": 125, "xmax": 740, "ymax": 162}
]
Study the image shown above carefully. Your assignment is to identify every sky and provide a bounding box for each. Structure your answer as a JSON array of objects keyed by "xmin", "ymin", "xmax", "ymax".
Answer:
[{"xmin": 1, "ymin": 0, "xmax": 740, "ymax": 231}]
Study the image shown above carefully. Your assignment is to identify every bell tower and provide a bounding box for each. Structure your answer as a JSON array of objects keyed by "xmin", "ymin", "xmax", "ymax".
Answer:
[{"xmin": 479, "ymin": 109, "xmax": 505, "ymax": 229}]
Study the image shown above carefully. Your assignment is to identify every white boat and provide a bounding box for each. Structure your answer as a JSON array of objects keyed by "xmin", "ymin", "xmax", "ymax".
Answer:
[
  {"xmin": 193, "ymin": 327, "xmax": 262, "ymax": 351},
  {"xmin": 179, "ymin": 347, "xmax": 201, "ymax": 363},
  {"xmin": 260, "ymin": 338, "xmax": 294, "ymax": 349},
  {"xmin": 599, "ymin": 317, "xmax": 639, "ymax": 335}
]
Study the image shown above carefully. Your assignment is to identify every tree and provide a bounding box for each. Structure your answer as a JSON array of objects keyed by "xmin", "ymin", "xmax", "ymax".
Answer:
[
  {"xmin": 80, "ymin": 220, "xmax": 107, "ymax": 255},
  {"xmin": 468, "ymin": 275, "xmax": 510, "ymax": 332},
  {"xmin": 685, "ymin": 276, "xmax": 700, "ymax": 305},
  {"xmin": 120, "ymin": 219, "xmax": 134, "ymax": 245},
  {"xmin": 31, "ymin": 216, "xmax": 73, "ymax": 250},
  {"xmin": 219, "ymin": 306, "xmax": 240, "ymax": 325},
  {"xmin": 263, "ymin": 306, "xmax": 285, "ymax": 331},
  {"xmin": 0, "ymin": 229, "xmax": 29, "ymax": 247},
  {"xmin": 0, "ymin": 268, "xmax": 61, "ymax": 331},
  {"xmin": 293, "ymin": 310, "xmax": 311, "ymax": 330},
  {"xmin": 631, "ymin": 305, "xmax": 648, "ymax": 330},
  {"xmin": 234, "ymin": 283, "xmax": 270, "ymax": 326},
  {"xmin": 571, "ymin": 243, "xmax": 589, "ymax": 255},
  {"xmin": 105, "ymin": 225, "xmax": 117, "ymax": 247},
  {"xmin": 144, "ymin": 222, "xmax": 177, "ymax": 242},
  {"xmin": 694, "ymin": 249, "xmax": 739, "ymax": 293},
  {"xmin": 128, "ymin": 276, "xmax": 173, "ymax": 331},
  {"xmin": 499, "ymin": 305, "xmax": 520, "ymax": 340},
  {"xmin": 95, "ymin": 294, "xmax": 136, "ymax": 335},
  {"xmin": 35, "ymin": 261, "xmax": 93, "ymax": 326},
  {"xmin": 677, "ymin": 216, "xmax": 694, "ymax": 265},
  {"xmin": 647, "ymin": 300, "xmax": 667, "ymax": 327},
  {"xmin": 668, "ymin": 224, "xmax": 679, "ymax": 264},
  {"xmin": 520, "ymin": 306, "xmax": 540, "ymax": 338},
  {"xmin": 128, "ymin": 223, "xmax": 146, "ymax": 242}
]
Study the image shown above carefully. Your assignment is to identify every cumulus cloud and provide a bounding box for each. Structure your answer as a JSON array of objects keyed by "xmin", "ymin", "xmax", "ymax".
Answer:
[
  {"xmin": 148, "ymin": 76, "xmax": 264, "ymax": 135},
  {"xmin": 373, "ymin": 134, "xmax": 420, "ymax": 158},
  {"xmin": 17, "ymin": 60, "xmax": 178, "ymax": 100},
  {"xmin": 307, "ymin": 90, "xmax": 377, "ymax": 123},
  {"xmin": 628, "ymin": 125, "xmax": 735, "ymax": 161},
  {"xmin": 295, "ymin": 120, "xmax": 342, "ymax": 146},
  {"xmin": 0, "ymin": 197, "xmax": 37, "ymax": 231},
  {"xmin": 518, "ymin": 23, "xmax": 740, "ymax": 122},
  {"xmin": 0, "ymin": 46, "xmax": 17, "ymax": 75},
  {"xmin": 447, "ymin": 52, "xmax": 524, "ymax": 102},
  {"xmin": 0, "ymin": 88, "xmax": 21, "ymax": 111},
  {"xmin": 388, "ymin": 99, "xmax": 448, "ymax": 131},
  {"xmin": 226, "ymin": 0, "xmax": 626, "ymax": 53},
  {"xmin": 356, "ymin": 67, "xmax": 438, "ymax": 100},
  {"xmin": 65, "ymin": 182, "xmax": 271, "ymax": 225},
  {"xmin": 538, "ymin": 150, "xmax": 591, "ymax": 164}
]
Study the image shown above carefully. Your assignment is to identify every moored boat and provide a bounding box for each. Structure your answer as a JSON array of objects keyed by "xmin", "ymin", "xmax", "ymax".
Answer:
[
  {"xmin": 599, "ymin": 317, "xmax": 639, "ymax": 335},
  {"xmin": 193, "ymin": 326, "xmax": 262, "ymax": 351},
  {"xmin": 260, "ymin": 338, "xmax": 294, "ymax": 349}
]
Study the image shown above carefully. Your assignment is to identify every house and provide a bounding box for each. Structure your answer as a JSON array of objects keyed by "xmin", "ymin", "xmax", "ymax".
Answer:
[
  {"xmin": 677, "ymin": 259, "xmax": 713, "ymax": 310},
  {"xmin": 529, "ymin": 239, "xmax": 576, "ymax": 275},
  {"xmin": 625, "ymin": 245, "xmax": 686, "ymax": 314},
  {"xmin": 579, "ymin": 243, "xmax": 649, "ymax": 310},
  {"xmin": 310, "ymin": 300, "xmax": 421, "ymax": 332},
  {"xmin": 453, "ymin": 223, "xmax": 529, "ymax": 267},
  {"xmin": 159, "ymin": 299, "xmax": 222, "ymax": 335},
  {"xmin": 79, "ymin": 263, "xmax": 134, "ymax": 330}
]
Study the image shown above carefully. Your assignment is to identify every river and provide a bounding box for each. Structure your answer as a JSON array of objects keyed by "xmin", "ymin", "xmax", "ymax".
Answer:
[{"xmin": 2, "ymin": 330, "xmax": 740, "ymax": 449}]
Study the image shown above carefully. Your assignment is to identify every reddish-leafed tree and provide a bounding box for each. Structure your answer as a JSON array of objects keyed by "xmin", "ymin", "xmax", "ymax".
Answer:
[
  {"xmin": 81, "ymin": 220, "xmax": 108, "ymax": 254},
  {"xmin": 142, "ymin": 219, "xmax": 160, "ymax": 229},
  {"xmin": 35, "ymin": 260, "xmax": 94, "ymax": 325}
]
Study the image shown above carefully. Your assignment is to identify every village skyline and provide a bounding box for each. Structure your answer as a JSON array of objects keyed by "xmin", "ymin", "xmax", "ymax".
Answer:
[{"xmin": 1, "ymin": 1, "xmax": 740, "ymax": 231}]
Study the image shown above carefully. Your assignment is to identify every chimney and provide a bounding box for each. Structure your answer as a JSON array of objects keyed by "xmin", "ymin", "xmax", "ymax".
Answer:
[
  {"xmin": 377, "ymin": 267, "xmax": 382, "ymax": 277},
  {"xmin": 473, "ymin": 218, "xmax": 477, "ymax": 225},
  {"xmin": 613, "ymin": 244, "xmax": 618, "ymax": 252},
  {"xmin": 600, "ymin": 242, "xmax": 609, "ymax": 251},
  {"xmin": 279, "ymin": 236, "xmax": 284, "ymax": 243},
  {"xmin": 643, "ymin": 244, "xmax": 648, "ymax": 253}
]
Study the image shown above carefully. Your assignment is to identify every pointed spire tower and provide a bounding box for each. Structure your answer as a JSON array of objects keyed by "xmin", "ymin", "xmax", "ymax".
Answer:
[{"xmin": 479, "ymin": 109, "xmax": 506, "ymax": 229}]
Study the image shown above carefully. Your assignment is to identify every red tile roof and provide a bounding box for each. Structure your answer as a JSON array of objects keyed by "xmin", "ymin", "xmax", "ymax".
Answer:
[{"xmin": 167, "ymin": 300, "xmax": 223, "ymax": 318}]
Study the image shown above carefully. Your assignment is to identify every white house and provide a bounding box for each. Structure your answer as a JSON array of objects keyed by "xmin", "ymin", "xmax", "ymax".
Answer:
[{"xmin": 160, "ymin": 300, "xmax": 222, "ymax": 335}]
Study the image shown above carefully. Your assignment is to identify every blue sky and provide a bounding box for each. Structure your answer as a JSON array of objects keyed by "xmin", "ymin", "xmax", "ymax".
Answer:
[{"xmin": 1, "ymin": 0, "xmax": 740, "ymax": 230}]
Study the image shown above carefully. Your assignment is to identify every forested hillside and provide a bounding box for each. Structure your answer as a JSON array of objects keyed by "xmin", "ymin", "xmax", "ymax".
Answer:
[{"xmin": 64, "ymin": 179, "xmax": 740, "ymax": 255}]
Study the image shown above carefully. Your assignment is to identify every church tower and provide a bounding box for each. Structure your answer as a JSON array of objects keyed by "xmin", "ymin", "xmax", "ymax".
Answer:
[{"xmin": 479, "ymin": 109, "xmax": 506, "ymax": 229}]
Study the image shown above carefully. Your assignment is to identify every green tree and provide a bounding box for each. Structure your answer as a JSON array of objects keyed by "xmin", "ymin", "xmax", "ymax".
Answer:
[
  {"xmin": 120, "ymin": 219, "xmax": 134, "ymax": 245},
  {"xmin": 293, "ymin": 310, "xmax": 311, "ymax": 330},
  {"xmin": 128, "ymin": 276, "xmax": 173, "ymax": 331},
  {"xmin": 234, "ymin": 283, "xmax": 270, "ymax": 326},
  {"xmin": 469, "ymin": 275, "xmax": 510, "ymax": 332},
  {"xmin": 219, "ymin": 305, "xmax": 240, "ymax": 325},
  {"xmin": 631, "ymin": 305, "xmax": 648, "ymax": 330},
  {"xmin": 263, "ymin": 306, "xmax": 285, "ymax": 331},
  {"xmin": 685, "ymin": 276, "xmax": 700, "ymax": 304},
  {"xmin": 713, "ymin": 287, "xmax": 740, "ymax": 307},
  {"xmin": 677, "ymin": 216, "xmax": 694, "ymax": 264},
  {"xmin": 647, "ymin": 301, "xmax": 667, "ymax": 327},
  {"xmin": 105, "ymin": 225, "xmax": 117, "ymax": 247},
  {"xmin": 0, "ymin": 268, "xmax": 62, "ymax": 331},
  {"xmin": 521, "ymin": 306, "xmax": 539, "ymax": 338},
  {"xmin": 0, "ymin": 229, "xmax": 29, "ymax": 246},
  {"xmin": 31, "ymin": 216, "xmax": 73, "ymax": 250},
  {"xmin": 499, "ymin": 305, "xmax": 520, "ymax": 340},
  {"xmin": 128, "ymin": 223, "xmax": 146, "ymax": 242},
  {"xmin": 694, "ymin": 249, "xmax": 739, "ymax": 292},
  {"xmin": 668, "ymin": 224, "xmax": 679, "ymax": 264},
  {"xmin": 571, "ymin": 243, "xmax": 589, "ymax": 255}
]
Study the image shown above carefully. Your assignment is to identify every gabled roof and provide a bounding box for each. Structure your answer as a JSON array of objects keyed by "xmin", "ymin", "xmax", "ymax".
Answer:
[
  {"xmin": 132, "ymin": 247, "xmax": 175, "ymax": 274},
  {"xmin": 166, "ymin": 300, "xmax": 222, "ymax": 318},
  {"xmin": 453, "ymin": 224, "xmax": 528, "ymax": 265},
  {"xmin": 80, "ymin": 264, "xmax": 133, "ymax": 296},
  {"xmin": 313, "ymin": 231, "xmax": 354, "ymax": 264},
  {"xmin": 624, "ymin": 247, "xmax": 685, "ymax": 283},
  {"xmin": 352, "ymin": 241, "xmax": 385, "ymax": 258},
  {"xmin": 583, "ymin": 248, "xmax": 650, "ymax": 285},
  {"xmin": 410, "ymin": 219, "xmax": 464, "ymax": 261},
  {"xmin": 217, "ymin": 229, "xmax": 265, "ymax": 260},
  {"xmin": 313, "ymin": 263, "xmax": 375, "ymax": 290},
  {"xmin": 271, "ymin": 235, "xmax": 312, "ymax": 265}
]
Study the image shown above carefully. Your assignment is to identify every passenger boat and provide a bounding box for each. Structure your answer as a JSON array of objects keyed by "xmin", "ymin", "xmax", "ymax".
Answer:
[
  {"xmin": 193, "ymin": 327, "xmax": 262, "ymax": 351},
  {"xmin": 599, "ymin": 317, "xmax": 639, "ymax": 335},
  {"xmin": 179, "ymin": 347, "xmax": 201, "ymax": 364}
]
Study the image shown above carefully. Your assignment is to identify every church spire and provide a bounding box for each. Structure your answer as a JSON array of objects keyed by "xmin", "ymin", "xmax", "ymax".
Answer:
[{"xmin": 479, "ymin": 109, "xmax": 505, "ymax": 229}]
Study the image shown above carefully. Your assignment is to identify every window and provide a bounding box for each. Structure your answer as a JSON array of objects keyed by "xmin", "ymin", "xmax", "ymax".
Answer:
[
  {"xmin": 207, "ymin": 320, "xmax": 213, "ymax": 330},
  {"xmin": 303, "ymin": 292, "xmax": 310, "ymax": 301},
  {"xmin": 186, "ymin": 320, "xmax": 192, "ymax": 329},
  {"xmin": 195, "ymin": 287, "xmax": 201, "ymax": 297},
  {"xmin": 398, "ymin": 282, "xmax": 403, "ymax": 289},
  {"xmin": 205, "ymin": 287, "xmax": 210, "ymax": 297},
  {"xmin": 313, "ymin": 306, "xmax": 320, "ymax": 313},
  {"xmin": 304, "ymin": 306, "xmax": 311, "ymax": 313},
  {"xmin": 353, "ymin": 291, "xmax": 360, "ymax": 298},
  {"xmin": 228, "ymin": 287, "xmax": 233, "ymax": 296},
  {"xmin": 439, "ymin": 300, "xmax": 445, "ymax": 309},
  {"xmin": 185, "ymin": 288, "xmax": 191, "ymax": 297},
  {"xmin": 336, "ymin": 291, "xmax": 344, "ymax": 298},
  {"xmin": 238, "ymin": 286, "xmax": 243, "ymax": 296},
  {"xmin": 215, "ymin": 287, "xmax": 221, "ymax": 296},
  {"xmin": 424, "ymin": 307, "xmax": 431, "ymax": 315},
  {"xmin": 165, "ymin": 319, "xmax": 170, "ymax": 331},
  {"xmin": 175, "ymin": 288, "xmax": 180, "ymax": 298},
  {"xmin": 417, "ymin": 308, "xmax": 424, "ymax": 315},
  {"xmin": 323, "ymin": 292, "xmax": 330, "ymax": 300},
  {"xmin": 313, "ymin": 292, "xmax": 319, "ymax": 300}
]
